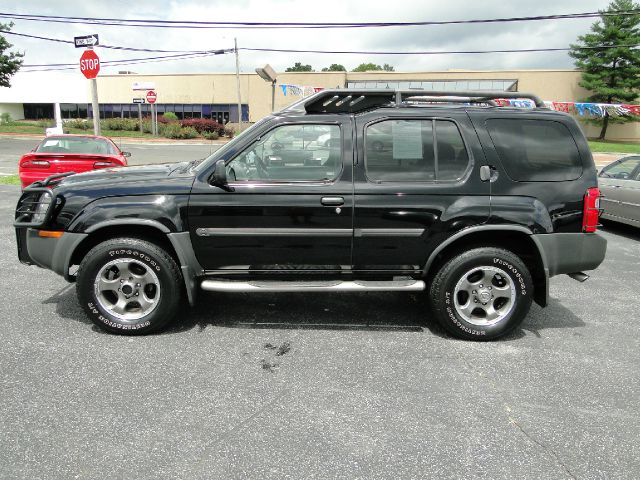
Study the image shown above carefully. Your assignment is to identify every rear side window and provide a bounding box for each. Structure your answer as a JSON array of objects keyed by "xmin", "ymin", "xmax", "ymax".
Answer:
[
  {"xmin": 365, "ymin": 119, "xmax": 469, "ymax": 183},
  {"xmin": 486, "ymin": 119, "xmax": 582, "ymax": 182}
]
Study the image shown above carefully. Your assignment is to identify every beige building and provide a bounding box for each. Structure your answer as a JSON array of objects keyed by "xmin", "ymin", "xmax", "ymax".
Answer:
[
  {"xmin": 2, "ymin": 69, "xmax": 638, "ymax": 140},
  {"xmin": 96, "ymin": 69, "xmax": 640, "ymax": 141}
]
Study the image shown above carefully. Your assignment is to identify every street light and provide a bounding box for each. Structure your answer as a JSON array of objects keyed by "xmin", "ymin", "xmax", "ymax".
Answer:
[{"xmin": 255, "ymin": 64, "xmax": 278, "ymax": 112}]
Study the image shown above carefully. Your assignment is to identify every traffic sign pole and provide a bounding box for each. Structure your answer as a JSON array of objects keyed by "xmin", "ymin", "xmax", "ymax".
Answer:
[
  {"xmin": 79, "ymin": 46, "xmax": 101, "ymax": 136},
  {"xmin": 145, "ymin": 90, "xmax": 158, "ymax": 136},
  {"xmin": 90, "ymin": 76, "xmax": 100, "ymax": 135}
]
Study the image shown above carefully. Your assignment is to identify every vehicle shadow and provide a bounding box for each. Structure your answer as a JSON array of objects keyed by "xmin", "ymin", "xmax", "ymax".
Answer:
[
  {"xmin": 42, "ymin": 287, "xmax": 586, "ymax": 340},
  {"xmin": 600, "ymin": 219, "xmax": 640, "ymax": 241},
  {"xmin": 170, "ymin": 291, "xmax": 437, "ymax": 335}
]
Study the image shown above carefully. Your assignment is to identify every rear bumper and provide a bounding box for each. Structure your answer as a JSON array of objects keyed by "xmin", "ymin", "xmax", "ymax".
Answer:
[
  {"xmin": 16, "ymin": 227, "xmax": 87, "ymax": 280},
  {"xmin": 19, "ymin": 171, "xmax": 49, "ymax": 189},
  {"xmin": 532, "ymin": 232, "xmax": 607, "ymax": 278}
]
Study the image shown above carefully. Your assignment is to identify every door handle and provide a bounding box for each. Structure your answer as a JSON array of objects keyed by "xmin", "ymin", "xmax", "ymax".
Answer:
[
  {"xmin": 321, "ymin": 196, "xmax": 344, "ymax": 206},
  {"xmin": 480, "ymin": 165, "xmax": 498, "ymax": 182}
]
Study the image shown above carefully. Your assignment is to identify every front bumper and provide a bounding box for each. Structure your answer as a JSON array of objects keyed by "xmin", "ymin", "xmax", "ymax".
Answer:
[
  {"xmin": 16, "ymin": 227, "xmax": 87, "ymax": 280},
  {"xmin": 532, "ymin": 232, "xmax": 607, "ymax": 278}
]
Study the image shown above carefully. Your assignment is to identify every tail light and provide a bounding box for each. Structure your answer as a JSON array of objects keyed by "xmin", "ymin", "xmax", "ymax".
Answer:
[
  {"xmin": 582, "ymin": 187, "xmax": 601, "ymax": 233},
  {"xmin": 93, "ymin": 161, "xmax": 115, "ymax": 168},
  {"xmin": 21, "ymin": 160, "xmax": 50, "ymax": 169}
]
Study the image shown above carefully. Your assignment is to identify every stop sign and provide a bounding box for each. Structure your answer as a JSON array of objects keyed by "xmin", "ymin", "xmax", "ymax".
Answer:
[
  {"xmin": 146, "ymin": 90, "xmax": 157, "ymax": 104},
  {"xmin": 79, "ymin": 50, "xmax": 100, "ymax": 79}
]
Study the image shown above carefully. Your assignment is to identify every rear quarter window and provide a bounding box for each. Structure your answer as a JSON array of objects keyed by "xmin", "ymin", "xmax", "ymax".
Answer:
[{"xmin": 486, "ymin": 118, "xmax": 583, "ymax": 182}]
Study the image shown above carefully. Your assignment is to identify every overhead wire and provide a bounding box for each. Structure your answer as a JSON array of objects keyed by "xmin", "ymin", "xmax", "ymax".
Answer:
[
  {"xmin": 5, "ymin": 9, "xmax": 638, "ymax": 72},
  {"xmin": 0, "ymin": 10, "xmax": 639, "ymax": 29}
]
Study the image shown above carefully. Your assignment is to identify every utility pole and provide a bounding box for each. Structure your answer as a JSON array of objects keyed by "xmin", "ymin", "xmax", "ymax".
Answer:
[{"xmin": 234, "ymin": 38, "xmax": 242, "ymax": 128}]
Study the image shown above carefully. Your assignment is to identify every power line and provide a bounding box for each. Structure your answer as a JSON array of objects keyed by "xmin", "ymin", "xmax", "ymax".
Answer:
[
  {"xmin": 241, "ymin": 44, "xmax": 640, "ymax": 55},
  {"xmin": 20, "ymin": 52, "xmax": 230, "ymax": 72},
  {"xmin": 1, "ymin": 10, "xmax": 639, "ymax": 29},
  {"xmin": 3, "ymin": 30, "xmax": 209, "ymax": 53},
  {"xmin": 18, "ymin": 43, "xmax": 638, "ymax": 73},
  {"xmin": 21, "ymin": 50, "xmax": 233, "ymax": 71}
]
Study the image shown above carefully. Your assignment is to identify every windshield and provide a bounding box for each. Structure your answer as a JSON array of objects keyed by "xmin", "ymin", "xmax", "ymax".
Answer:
[
  {"xmin": 193, "ymin": 117, "xmax": 272, "ymax": 173},
  {"xmin": 36, "ymin": 137, "xmax": 117, "ymax": 155}
]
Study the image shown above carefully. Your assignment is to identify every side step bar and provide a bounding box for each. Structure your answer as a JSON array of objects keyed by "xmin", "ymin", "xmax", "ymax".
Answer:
[{"xmin": 200, "ymin": 279, "xmax": 425, "ymax": 293}]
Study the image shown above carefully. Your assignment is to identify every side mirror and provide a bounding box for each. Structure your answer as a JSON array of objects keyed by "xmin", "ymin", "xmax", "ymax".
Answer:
[
  {"xmin": 211, "ymin": 159, "xmax": 234, "ymax": 192},
  {"xmin": 122, "ymin": 151, "xmax": 131, "ymax": 157}
]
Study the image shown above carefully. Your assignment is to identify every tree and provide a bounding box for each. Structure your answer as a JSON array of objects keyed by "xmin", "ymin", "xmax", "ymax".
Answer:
[
  {"xmin": 352, "ymin": 62, "xmax": 395, "ymax": 72},
  {"xmin": 569, "ymin": 0, "xmax": 640, "ymax": 139},
  {"xmin": 0, "ymin": 22, "xmax": 24, "ymax": 88},
  {"xmin": 321, "ymin": 64, "xmax": 346, "ymax": 72},
  {"xmin": 285, "ymin": 62, "xmax": 314, "ymax": 72},
  {"xmin": 352, "ymin": 62, "xmax": 383, "ymax": 72}
]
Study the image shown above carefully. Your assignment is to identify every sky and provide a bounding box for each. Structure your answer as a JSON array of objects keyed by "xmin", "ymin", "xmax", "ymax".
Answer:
[{"xmin": 0, "ymin": 0, "xmax": 614, "ymax": 77}]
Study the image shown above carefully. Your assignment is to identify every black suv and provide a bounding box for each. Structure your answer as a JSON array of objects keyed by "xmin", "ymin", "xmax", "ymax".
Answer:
[{"xmin": 14, "ymin": 90, "xmax": 607, "ymax": 340}]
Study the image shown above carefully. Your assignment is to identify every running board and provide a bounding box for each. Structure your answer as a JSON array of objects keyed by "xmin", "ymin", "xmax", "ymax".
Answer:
[{"xmin": 200, "ymin": 279, "xmax": 425, "ymax": 293}]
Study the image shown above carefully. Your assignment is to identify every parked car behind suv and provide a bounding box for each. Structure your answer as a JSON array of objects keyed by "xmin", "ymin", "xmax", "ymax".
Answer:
[
  {"xmin": 18, "ymin": 134, "xmax": 130, "ymax": 189},
  {"xmin": 14, "ymin": 90, "xmax": 607, "ymax": 340}
]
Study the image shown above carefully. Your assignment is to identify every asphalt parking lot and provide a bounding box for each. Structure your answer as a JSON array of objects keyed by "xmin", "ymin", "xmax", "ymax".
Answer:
[{"xmin": 1, "ymin": 184, "xmax": 638, "ymax": 479}]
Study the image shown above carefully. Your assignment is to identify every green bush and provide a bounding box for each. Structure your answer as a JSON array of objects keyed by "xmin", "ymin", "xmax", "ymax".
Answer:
[
  {"xmin": 159, "ymin": 122, "xmax": 181, "ymax": 138},
  {"xmin": 141, "ymin": 121, "xmax": 153, "ymax": 134},
  {"xmin": 160, "ymin": 123, "xmax": 198, "ymax": 139},
  {"xmin": 202, "ymin": 131, "xmax": 219, "ymax": 140},
  {"xmin": 37, "ymin": 119, "xmax": 54, "ymax": 128},
  {"xmin": 0, "ymin": 112, "xmax": 12, "ymax": 124},
  {"xmin": 65, "ymin": 118, "xmax": 90, "ymax": 130},
  {"xmin": 178, "ymin": 126, "xmax": 198, "ymax": 139},
  {"xmin": 100, "ymin": 118, "xmax": 138, "ymax": 131},
  {"xmin": 161, "ymin": 111, "xmax": 178, "ymax": 122}
]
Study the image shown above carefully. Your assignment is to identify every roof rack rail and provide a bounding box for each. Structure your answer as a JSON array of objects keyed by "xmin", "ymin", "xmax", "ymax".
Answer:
[{"xmin": 286, "ymin": 89, "xmax": 546, "ymax": 114}]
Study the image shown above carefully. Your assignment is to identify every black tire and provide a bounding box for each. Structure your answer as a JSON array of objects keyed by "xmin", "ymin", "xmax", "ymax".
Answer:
[
  {"xmin": 76, "ymin": 237, "xmax": 183, "ymax": 335},
  {"xmin": 430, "ymin": 247, "xmax": 533, "ymax": 340}
]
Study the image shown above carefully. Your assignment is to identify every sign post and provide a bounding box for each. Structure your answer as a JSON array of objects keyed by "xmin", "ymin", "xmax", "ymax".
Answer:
[
  {"xmin": 133, "ymin": 98, "xmax": 145, "ymax": 133},
  {"xmin": 146, "ymin": 90, "xmax": 157, "ymax": 136},
  {"xmin": 79, "ymin": 48, "xmax": 101, "ymax": 135}
]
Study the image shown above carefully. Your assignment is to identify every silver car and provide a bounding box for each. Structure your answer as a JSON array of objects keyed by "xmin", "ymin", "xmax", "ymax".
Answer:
[{"xmin": 598, "ymin": 155, "xmax": 640, "ymax": 228}]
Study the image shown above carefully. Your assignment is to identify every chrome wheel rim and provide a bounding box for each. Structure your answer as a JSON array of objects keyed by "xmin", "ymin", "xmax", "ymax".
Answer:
[
  {"xmin": 453, "ymin": 266, "xmax": 516, "ymax": 326},
  {"xmin": 93, "ymin": 258, "xmax": 160, "ymax": 322}
]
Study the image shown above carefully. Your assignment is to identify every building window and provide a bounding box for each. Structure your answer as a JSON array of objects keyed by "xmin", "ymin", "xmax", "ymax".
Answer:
[{"xmin": 23, "ymin": 104, "xmax": 54, "ymax": 120}]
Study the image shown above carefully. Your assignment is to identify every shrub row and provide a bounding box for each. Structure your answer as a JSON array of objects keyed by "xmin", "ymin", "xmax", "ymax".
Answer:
[
  {"xmin": 58, "ymin": 116, "xmax": 238, "ymax": 139},
  {"xmin": 179, "ymin": 118, "xmax": 225, "ymax": 135}
]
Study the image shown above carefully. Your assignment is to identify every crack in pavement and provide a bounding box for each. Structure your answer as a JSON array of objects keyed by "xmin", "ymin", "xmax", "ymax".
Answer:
[
  {"xmin": 506, "ymin": 407, "xmax": 577, "ymax": 480},
  {"xmin": 453, "ymin": 346, "xmax": 578, "ymax": 479},
  {"xmin": 192, "ymin": 387, "xmax": 291, "ymax": 470}
]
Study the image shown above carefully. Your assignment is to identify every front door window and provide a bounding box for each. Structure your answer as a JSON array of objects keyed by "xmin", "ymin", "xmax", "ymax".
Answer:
[{"xmin": 227, "ymin": 124, "xmax": 342, "ymax": 182}]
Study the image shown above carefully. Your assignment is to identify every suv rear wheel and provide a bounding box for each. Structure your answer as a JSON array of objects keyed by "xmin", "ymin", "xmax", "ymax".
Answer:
[
  {"xmin": 430, "ymin": 247, "xmax": 533, "ymax": 340},
  {"xmin": 76, "ymin": 237, "xmax": 183, "ymax": 334}
]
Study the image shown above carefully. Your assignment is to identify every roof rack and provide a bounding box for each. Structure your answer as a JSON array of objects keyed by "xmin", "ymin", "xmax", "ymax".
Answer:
[{"xmin": 285, "ymin": 89, "xmax": 546, "ymax": 114}]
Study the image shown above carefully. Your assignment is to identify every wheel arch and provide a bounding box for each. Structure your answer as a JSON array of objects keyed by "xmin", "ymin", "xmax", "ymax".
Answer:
[
  {"xmin": 69, "ymin": 224, "xmax": 179, "ymax": 277},
  {"xmin": 423, "ymin": 225, "xmax": 549, "ymax": 307},
  {"xmin": 67, "ymin": 222, "xmax": 201, "ymax": 306}
]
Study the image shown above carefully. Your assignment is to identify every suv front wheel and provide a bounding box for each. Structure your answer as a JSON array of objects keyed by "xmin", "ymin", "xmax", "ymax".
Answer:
[
  {"xmin": 430, "ymin": 247, "xmax": 533, "ymax": 340},
  {"xmin": 76, "ymin": 237, "xmax": 183, "ymax": 334}
]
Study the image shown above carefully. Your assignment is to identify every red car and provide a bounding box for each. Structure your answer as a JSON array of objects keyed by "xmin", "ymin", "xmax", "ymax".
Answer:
[{"xmin": 19, "ymin": 135, "xmax": 130, "ymax": 188}]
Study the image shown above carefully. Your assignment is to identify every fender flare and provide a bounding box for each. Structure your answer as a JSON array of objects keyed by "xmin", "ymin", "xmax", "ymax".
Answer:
[
  {"xmin": 422, "ymin": 224, "xmax": 550, "ymax": 306},
  {"xmin": 84, "ymin": 218, "xmax": 172, "ymax": 234}
]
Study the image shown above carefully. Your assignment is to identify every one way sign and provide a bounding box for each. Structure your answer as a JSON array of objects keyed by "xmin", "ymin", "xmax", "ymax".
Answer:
[{"xmin": 74, "ymin": 34, "xmax": 99, "ymax": 48}]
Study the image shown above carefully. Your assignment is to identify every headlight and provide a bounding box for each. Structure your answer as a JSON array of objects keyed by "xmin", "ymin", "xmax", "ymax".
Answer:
[{"xmin": 32, "ymin": 193, "xmax": 52, "ymax": 223}]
